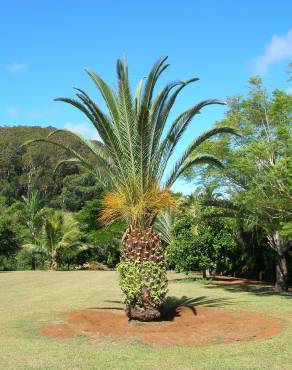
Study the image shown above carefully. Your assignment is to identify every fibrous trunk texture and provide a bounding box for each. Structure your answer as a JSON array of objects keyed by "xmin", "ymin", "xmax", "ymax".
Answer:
[
  {"xmin": 49, "ymin": 251, "xmax": 58, "ymax": 271},
  {"xmin": 121, "ymin": 227, "xmax": 164, "ymax": 263},
  {"xmin": 121, "ymin": 227, "xmax": 167, "ymax": 321}
]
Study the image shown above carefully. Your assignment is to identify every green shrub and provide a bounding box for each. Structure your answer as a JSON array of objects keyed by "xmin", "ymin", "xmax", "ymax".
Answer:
[
  {"xmin": 75, "ymin": 199, "xmax": 125, "ymax": 267},
  {"xmin": 167, "ymin": 212, "xmax": 237, "ymax": 275},
  {"xmin": 0, "ymin": 214, "xmax": 20, "ymax": 270}
]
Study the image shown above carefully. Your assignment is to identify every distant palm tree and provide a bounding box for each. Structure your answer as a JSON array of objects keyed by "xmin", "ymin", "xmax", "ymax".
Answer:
[
  {"xmin": 23, "ymin": 212, "xmax": 80, "ymax": 270},
  {"xmin": 24, "ymin": 56, "xmax": 237, "ymax": 320},
  {"xmin": 20, "ymin": 191, "xmax": 43, "ymax": 270},
  {"xmin": 21, "ymin": 191, "xmax": 42, "ymax": 242},
  {"xmin": 41, "ymin": 212, "xmax": 80, "ymax": 270}
]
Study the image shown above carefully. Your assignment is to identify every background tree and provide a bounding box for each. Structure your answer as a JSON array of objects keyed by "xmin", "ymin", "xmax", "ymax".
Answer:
[
  {"xmin": 18, "ymin": 191, "xmax": 44, "ymax": 270},
  {"xmin": 185, "ymin": 78, "xmax": 292, "ymax": 291},
  {"xmin": 38, "ymin": 212, "xmax": 81, "ymax": 270},
  {"xmin": 167, "ymin": 199, "xmax": 237, "ymax": 277},
  {"xmin": 0, "ymin": 214, "xmax": 19, "ymax": 270},
  {"xmin": 75, "ymin": 199, "xmax": 125, "ymax": 267},
  {"xmin": 21, "ymin": 211, "xmax": 81, "ymax": 270},
  {"xmin": 57, "ymin": 171, "xmax": 102, "ymax": 212}
]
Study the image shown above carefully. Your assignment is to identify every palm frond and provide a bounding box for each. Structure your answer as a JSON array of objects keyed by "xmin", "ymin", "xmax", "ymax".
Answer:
[
  {"xmin": 21, "ymin": 137, "xmax": 95, "ymax": 172},
  {"xmin": 161, "ymin": 126, "xmax": 239, "ymax": 186},
  {"xmin": 99, "ymin": 180, "xmax": 176, "ymax": 228},
  {"xmin": 154, "ymin": 208, "xmax": 176, "ymax": 245},
  {"xmin": 156, "ymin": 102, "xmax": 228, "ymax": 179},
  {"xmin": 24, "ymin": 56, "xmax": 237, "ymax": 228},
  {"xmin": 85, "ymin": 68, "xmax": 120, "ymax": 124},
  {"xmin": 164, "ymin": 154, "xmax": 224, "ymax": 188}
]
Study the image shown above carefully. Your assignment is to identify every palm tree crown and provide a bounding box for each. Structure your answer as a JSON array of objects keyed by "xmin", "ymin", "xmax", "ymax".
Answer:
[{"xmin": 24, "ymin": 56, "xmax": 237, "ymax": 228}]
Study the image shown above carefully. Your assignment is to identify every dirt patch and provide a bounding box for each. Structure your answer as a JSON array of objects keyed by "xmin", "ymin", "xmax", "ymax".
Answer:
[
  {"xmin": 40, "ymin": 306, "xmax": 283, "ymax": 347},
  {"xmin": 41, "ymin": 323, "xmax": 75, "ymax": 339}
]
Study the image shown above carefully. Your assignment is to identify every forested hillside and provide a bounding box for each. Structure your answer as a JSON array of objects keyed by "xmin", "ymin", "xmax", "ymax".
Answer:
[{"xmin": 0, "ymin": 125, "xmax": 101, "ymax": 210}]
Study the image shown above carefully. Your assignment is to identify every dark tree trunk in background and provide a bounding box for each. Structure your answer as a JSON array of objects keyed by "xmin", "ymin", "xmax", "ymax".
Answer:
[
  {"xmin": 275, "ymin": 254, "xmax": 289, "ymax": 292},
  {"xmin": 31, "ymin": 255, "xmax": 36, "ymax": 271},
  {"xmin": 268, "ymin": 233, "xmax": 291, "ymax": 292},
  {"xmin": 202, "ymin": 268, "xmax": 210, "ymax": 279}
]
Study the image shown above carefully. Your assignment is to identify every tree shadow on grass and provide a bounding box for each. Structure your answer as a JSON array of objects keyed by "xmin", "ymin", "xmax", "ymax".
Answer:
[
  {"xmin": 90, "ymin": 296, "xmax": 234, "ymax": 322},
  {"xmin": 204, "ymin": 280, "xmax": 292, "ymax": 298},
  {"xmin": 160, "ymin": 295, "xmax": 234, "ymax": 321},
  {"xmin": 169, "ymin": 274, "xmax": 292, "ymax": 298},
  {"xmin": 168, "ymin": 276, "xmax": 199, "ymax": 283}
]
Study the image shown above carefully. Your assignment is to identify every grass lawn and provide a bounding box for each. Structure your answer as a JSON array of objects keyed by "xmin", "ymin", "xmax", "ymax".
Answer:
[{"xmin": 0, "ymin": 271, "xmax": 292, "ymax": 370}]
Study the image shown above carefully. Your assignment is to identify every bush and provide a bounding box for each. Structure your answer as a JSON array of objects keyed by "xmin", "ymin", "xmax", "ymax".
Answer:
[
  {"xmin": 75, "ymin": 199, "xmax": 125, "ymax": 267},
  {"xmin": 167, "ymin": 212, "xmax": 237, "ymax": 275},
  {"xmin": 75, "ymin": 242, "xmax": 121, "ymax": 268},
  {"xmin": 0, "ymin": 214, "xmax": 20, "ymax": 270}
]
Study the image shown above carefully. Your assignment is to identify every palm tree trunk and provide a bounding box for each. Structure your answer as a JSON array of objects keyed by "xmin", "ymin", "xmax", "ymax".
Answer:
[
  {"xmin": 120, "ymin": 227, "xmax": 167, "ymax": 321},
  {"xmin": 50, "ymin": 250, "xmax": 58, "ymax": 271}
]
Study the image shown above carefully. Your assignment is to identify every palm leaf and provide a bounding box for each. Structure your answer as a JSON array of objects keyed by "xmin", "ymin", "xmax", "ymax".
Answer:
[{"xmin": 24, "ymin": 56, "xmax": 237, "ymax": 228}]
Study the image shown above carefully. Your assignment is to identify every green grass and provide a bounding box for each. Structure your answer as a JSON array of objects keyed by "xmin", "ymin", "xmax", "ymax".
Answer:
[{"xmin": 0, "ymin": 271, "xmax": 292, "ymax": 370}]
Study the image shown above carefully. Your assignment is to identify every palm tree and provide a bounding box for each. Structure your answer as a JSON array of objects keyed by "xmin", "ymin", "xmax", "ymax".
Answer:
[
  {"xmin": 21, "ymin": 191, "xmax": 41, "ymax": 238},
  {"xmin": 41, "ymin": 212, "xmax": 80, "ymax": 270},
  {"xmin": 23, "ymin": 212, "xmax": 80, "ymax": 270},
  {"xmin": 24, "ymin": 56, "xmax": 237, "ymax": 320},
  {"xmin": 20, "ymin": 191, "xmax": 43, "ymax": 270}
]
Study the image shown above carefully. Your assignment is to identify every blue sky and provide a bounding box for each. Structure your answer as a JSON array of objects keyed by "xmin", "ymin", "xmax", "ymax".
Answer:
[{"xmin": 1, "ymin": 0, "xmax": 292, "ymax": 193}]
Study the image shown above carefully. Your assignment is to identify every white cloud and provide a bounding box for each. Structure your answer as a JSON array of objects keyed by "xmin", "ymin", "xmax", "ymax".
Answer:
[
  {"xmin": 64, "ymin": 122, "xmax": 101, "ymax": 141},
  {"xmin": 253, "ymin": 29, "xmax": 292, "ymax": 74},
  {"xmin": 6, "ymin": 62, "xmax": 28, "ymax": 74},
  {"xmin": 6, "ymin": 106, "xmax": 20, "ymax": 117}
]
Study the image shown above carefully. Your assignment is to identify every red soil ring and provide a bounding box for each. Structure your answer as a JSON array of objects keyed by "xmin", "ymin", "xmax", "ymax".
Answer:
[
  {"xmin": 40, "ymin": 306, "xmax": 283, "ymax": 347},
  {"xmin": 41, "ymin": 323, "xmax": 75, "ymax": 339}
]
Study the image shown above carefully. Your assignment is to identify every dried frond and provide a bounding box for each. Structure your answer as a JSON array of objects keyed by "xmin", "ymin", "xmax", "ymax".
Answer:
[{"xmin": 100, "ymin": 179, "xmax": 176, "ymax": 228}]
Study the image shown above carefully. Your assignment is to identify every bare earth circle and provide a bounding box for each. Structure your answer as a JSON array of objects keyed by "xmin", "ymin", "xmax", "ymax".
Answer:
[{"xmin": 40, "ymin": 306, "xmax": 283, "ymax": 347}]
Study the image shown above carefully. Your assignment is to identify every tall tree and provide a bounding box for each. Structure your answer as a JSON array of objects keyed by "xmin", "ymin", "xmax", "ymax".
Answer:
[
  {"xmin": 24, "ymin": 56, "xmax": 237, "ymax": 320},
  {"xmin": 185, "ymin": 78, "xmax": 292, "ymax": 291},
  {"xmin": 19, "ymin": 191, "xmax": 43, "ymax": 270},
  {"xmin": 0, "ymin": 214, "xmax": 19, "ymax": 268}
]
